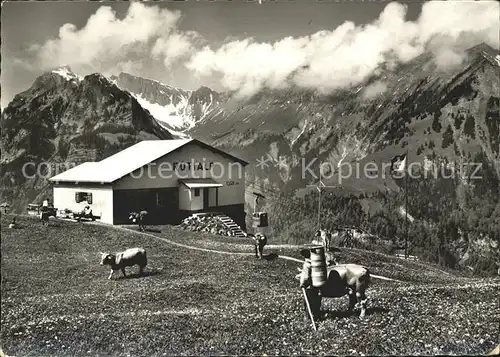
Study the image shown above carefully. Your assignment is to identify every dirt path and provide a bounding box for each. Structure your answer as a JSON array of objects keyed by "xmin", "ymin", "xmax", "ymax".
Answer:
[
  {"xmin": 95, "ymin": 222, "xmax": 402, "ymax": 282},
  {"xmin": 8, "ymin": 215, "xmax": 402, "ymax": 282}
]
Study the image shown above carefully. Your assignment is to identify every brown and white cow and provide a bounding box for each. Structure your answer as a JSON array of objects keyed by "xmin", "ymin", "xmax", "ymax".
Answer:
[
  {"xmin": 297, "ymin": 247, "xmax": 370, "ymax": 320},
  {"xmin": 100, "ymin": 247, "xmax": 148, "ymax": 280}
]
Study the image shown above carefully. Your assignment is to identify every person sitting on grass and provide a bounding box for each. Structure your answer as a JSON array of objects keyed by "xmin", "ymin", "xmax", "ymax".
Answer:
[
  {"xmin": 76, "ymin": 204, "xmax": 93, "ymax": 222},
  {"xmin": 80, "ymin": 205, "xmax": 92, "ymax": 218},
  {"xmin": 9, "ymin": 217, "xmax": 17, "ymax": 229},
  {"xmin": 82, "ymin": 205, "xmax": 92, "ymax": 217}
]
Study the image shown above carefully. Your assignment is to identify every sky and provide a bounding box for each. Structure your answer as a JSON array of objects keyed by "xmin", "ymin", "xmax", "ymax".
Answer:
[{"xmin": 1, "ymin": 0, "xmax": 499, "ymax": 108}]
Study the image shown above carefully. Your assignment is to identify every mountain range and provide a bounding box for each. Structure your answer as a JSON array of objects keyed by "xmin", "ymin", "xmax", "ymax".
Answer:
[
  {"xmin": 1, "ymin": 43, "xmax": 499, "ymax": 215},
  {"xmin": 113, "ymin": 43, "xmax": 500, "ymax": 197}
]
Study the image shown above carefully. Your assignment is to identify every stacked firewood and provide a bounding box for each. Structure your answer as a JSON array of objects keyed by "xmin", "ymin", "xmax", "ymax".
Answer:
[{"xmin": 179, "ymin": 215, "xmax": 235, "ymax": 237}]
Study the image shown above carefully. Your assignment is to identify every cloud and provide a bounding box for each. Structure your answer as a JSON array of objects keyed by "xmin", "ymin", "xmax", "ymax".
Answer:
[
  {"xmin": 362, "ymin": 81, "xmax": 388, "ymax": 100},
  {"xmin": 186, "ymin": 1, "xmax": 499, "ymax": 97},
  {"xmin": 151, "ymin": 31, "xmax": 201, "ymax": 68},
  {"xmin": 32, "ymin": 2, "xmax": 196, "ymax": 76},
  {"xmin": 26, "ymin": 0, "xmax": 500, "ymax": 97}
]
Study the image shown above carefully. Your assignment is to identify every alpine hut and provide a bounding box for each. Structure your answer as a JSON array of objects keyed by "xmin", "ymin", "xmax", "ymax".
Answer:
[{"xmin": 49, "ymin": 139, "xmax": 248, "ymax": 228}]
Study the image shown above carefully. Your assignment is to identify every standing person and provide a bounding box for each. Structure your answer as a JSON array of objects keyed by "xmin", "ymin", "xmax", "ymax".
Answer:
[
  {"xmin": 40, "ymin": 198, "xmax": 49, "ymax": 217},
  {"xmin": 252, "ymin": 233, "xmax": 267, "ymax": 259}
]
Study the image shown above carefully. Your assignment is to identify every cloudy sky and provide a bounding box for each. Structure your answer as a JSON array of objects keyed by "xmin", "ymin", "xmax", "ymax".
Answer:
[{"xmin": 1, "ymin": 0, "xmax": 499, "ymax": 108}]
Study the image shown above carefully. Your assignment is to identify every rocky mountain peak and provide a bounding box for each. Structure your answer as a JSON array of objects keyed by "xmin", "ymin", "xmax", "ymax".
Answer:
[
  {"xmin": 111, "ymin": 73, "xmax": 222, "ymax": 133},
  {"xmin": 464, "ymin": 42, "xmax": 500, "ymax": 67},
  {"xmin": 189, "ymin": 86, "xmax": 220, "ymax": 104},
  {"xmin": 467, "ymin": 42, "xmax": 498, "ymax": 57},
  {"xmin": 51, "ymin": 65, "xmax": 81, "ymax": 81},
  {"xmin": 0, "ymin": 66, "xmax": 174, "ymax": 211}
]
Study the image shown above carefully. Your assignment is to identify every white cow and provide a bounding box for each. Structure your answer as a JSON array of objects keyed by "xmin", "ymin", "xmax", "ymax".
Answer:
[{"xmin": 100, "ymin": 248, "xmax": 148, "ymax": 280}]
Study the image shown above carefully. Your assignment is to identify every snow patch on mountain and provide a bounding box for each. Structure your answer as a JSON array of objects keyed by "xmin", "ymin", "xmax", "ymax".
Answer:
[
  {"xmin": 495, "ymin": 55, "xmax": 500, "ymax": 67},
  {"xmin": 52, "ymin": 66, "xmax": 82, "ymax": 82},
  {"xmin": 134, "ymin": 94, "xmax": 194, "ymax": 130},
  {"xmin": 155, "ymin": 120, "xmax": 191, "ymax": 139},
  {"xmin": 291, "ymin": 120, "xmax": 308, "ymax": 146},
  {"xmin": 197, "ymin": 93, "xmax": 218, "ymax": 120},
  {"xmin": 399, "ymin": 206, "xmax": 415, "ymax": 222}
]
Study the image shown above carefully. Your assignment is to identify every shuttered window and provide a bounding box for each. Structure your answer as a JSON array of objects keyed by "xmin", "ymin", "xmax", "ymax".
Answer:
[{"xmin": 75, "ymin": 192, "xmax": 93, "ymax": 204}]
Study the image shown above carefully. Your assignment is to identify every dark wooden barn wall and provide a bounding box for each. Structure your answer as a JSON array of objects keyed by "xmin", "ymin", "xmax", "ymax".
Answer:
[{"xmin": 113, "ymin": 188, "xmax": 180, "ymax": 225}]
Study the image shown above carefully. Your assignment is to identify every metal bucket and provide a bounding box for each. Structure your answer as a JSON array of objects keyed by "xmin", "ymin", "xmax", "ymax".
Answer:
[{"xmin": 310, "ymin": 246, "xmax": 327, "ymax": 288}]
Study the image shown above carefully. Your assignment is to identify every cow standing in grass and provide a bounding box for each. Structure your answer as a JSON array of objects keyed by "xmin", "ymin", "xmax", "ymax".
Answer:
[
  {"xmin": 297, "ymin": 247, "xmax": 370, "ymax": 320},
  {"xmin": 100, "ymin": 248, "xmax": 148, "ymax": 280},
  {"xmin": 129, "ymin": 211, "xmax": 148, "ymax": 232}
]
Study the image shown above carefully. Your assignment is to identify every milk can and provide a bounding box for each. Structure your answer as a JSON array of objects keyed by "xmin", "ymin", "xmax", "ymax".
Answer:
[{"xmin": 310, "ymin": 246, "xmax": 327, "ymax": 288}]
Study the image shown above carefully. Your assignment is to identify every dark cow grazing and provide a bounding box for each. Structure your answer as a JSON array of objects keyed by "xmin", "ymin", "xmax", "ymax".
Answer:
[
  {"xmin": 297, "ymin": 247, "xmax": 370, "ymax": 320},
  {"xmin": 100, "ymin": 248, "xmax": 148, "ymax": 280},
  {"xmin": 129, "ymin": 211, "xmax": 148, "ymax": 231},
  {"xmin": 249, "ymin": 233, "xmax": 267, "ymax": 259}
]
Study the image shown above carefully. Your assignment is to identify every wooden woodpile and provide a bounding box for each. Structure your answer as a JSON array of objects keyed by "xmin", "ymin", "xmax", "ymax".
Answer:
[{"xmin": 179, "ymin": 215, "xmax": 236, "ymax": 236}]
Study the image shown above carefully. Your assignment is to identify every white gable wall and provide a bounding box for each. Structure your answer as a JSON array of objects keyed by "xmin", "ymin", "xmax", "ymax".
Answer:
[{"xmin": 53, "ymin": 185, "xmax": 114, "ymax": 224}]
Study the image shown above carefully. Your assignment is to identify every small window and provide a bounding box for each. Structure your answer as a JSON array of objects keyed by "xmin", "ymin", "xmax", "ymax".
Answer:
[
  {"xmin": 194, "ymin": 188, "xmax": 200, "ymax": 197},
  {"xmin": 75, "ymin": 192, "xmax": 92, "ymax": 204}
]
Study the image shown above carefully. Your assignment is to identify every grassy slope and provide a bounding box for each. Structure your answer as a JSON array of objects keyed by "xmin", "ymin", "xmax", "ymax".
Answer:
[{"xmin": 1, "ymin": 215, "xmax": 499, "ymax": 356}]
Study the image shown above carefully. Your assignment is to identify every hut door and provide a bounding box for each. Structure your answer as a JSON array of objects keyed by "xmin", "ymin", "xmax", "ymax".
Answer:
[{"xmin": 203, "ymin": 188, "xmax": 209, "ymax": 209}]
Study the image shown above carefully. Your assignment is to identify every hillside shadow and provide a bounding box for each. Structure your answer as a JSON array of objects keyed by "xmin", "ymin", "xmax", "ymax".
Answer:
[
  {"xmin": 323, "ymin": 306, "xmax": 389, "ymax": 320},
  {"xmin": 323, "ymin": 310, "xmax": 353, "ymax": 319},
  {"xmin": 365, "ymin": 306, "xmax": 389, "ymax": 316},
  {"xmin": 42, "ymin": 222, "xmax": 64, "ymax": 228},
  {"xmin": 145, "ymin": 228, "xmax": 162, "ymax": 233},
  {"xmin": 262, "ymin": 253, "xmax": 279, "ymax": 261},
  {"xmin": 118, "ymin": 270, "xmax": 162, "ymax": 280}
]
